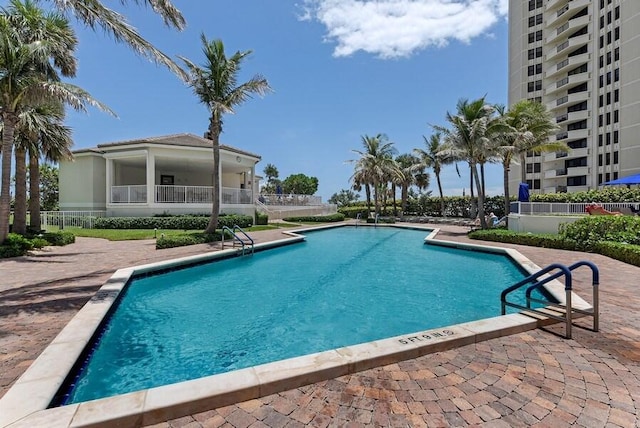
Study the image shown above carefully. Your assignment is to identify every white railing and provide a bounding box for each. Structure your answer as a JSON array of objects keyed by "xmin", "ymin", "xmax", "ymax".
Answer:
[
  {"xmin": 109, "ymin": 185, "xmax": 253, "ymax": 205},
  {"xmin": 41, "ymin": 210, "xmax": 107, "ymax": 229},
  {"xmin": 258, "ymin": 193, "xmax": 322, "ymax": 206},
  {"xmin": 155, "ymin": 185, "xmax": 214, "ymax": 204},
  {"xmin": 221, "ymin": 187, "xmax": 253, "ymax": 205},
  {"xmin": 512, "ymin": 202, "xmax": 640, "ymax": 215},
  {"xmin": 111, "ymin": 185, "xmax": 147, "ymax": 203}
]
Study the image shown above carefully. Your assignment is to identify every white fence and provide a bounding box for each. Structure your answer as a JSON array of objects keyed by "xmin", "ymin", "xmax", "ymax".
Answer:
[
  {"xmin": 258, "ymin": 193, "xmax": 323, "ymax": 206},
  {"xmin": 111, "ymin": 185, "xmax": 147, "ymax": 203},
  {"xmin": 512, "ymin": 202, "xmax": 640, "ymax": 215},
  {"xmin": 41, "ymin": 211, "xmax": 107, "ymax": 229},
  {"xmin": 110, "ymin": 185, "xmax": 253, "ymax": 205}
]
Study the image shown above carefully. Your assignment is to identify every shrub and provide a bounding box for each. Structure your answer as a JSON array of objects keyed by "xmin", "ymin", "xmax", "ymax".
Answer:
[
  {"xmin": 0, "ymin": 233, "xmax": 33, "ymax": 258},
  {"xmin": 559, "ymin": 216, "xmax": 640, "ymax": 247},
  {"xmin": 338, "ymin": 206, "xmax": 370, "ymax": 219},
  {"xmin": 469, "ymin": 228, "xmax": 640, "ymax": 267},
  {"xmin": 255, "ymin": 211, "xmax": 269, "ymax": 225},
  {"xmin": 282, "ymin": 213, "xmax": 345, "ymax": 223},
  {"xmin": 42, "ymin": 231, "xmax": 76, "ymax": 246},
  {"xmin": 94, "ymin": 214, "xmax": 253, "ymax": 230},
  {"xmin": 30, "ymin": 238, "xmax": 50, "ymax": 249},
  {"xmin": 366, "ymin": 216, "xmax": 395, "ymax": 224},
  {"xmin": 156, "ymin": 232, "xmax": 221, "ymax": 249}
]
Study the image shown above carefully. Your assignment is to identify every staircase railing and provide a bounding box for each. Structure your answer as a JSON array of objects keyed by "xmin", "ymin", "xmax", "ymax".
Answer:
[
  {"xmin": 221, "ymin": 225, "xmax": 254, "ymax": 256},
  {"xmin": 501, "ymin": 261, "xmax": 599, "ymax": 339}
]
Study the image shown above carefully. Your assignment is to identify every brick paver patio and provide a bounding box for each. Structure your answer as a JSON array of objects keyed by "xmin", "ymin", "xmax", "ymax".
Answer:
[{"xmin": 1, "ymin": 224, "xmax": 639, "ymax": 427}]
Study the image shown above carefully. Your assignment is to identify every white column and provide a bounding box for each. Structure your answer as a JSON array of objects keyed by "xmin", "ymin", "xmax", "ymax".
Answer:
[
  {"xmin": 105, "ymin": 158, "xmax": 112, "ymax": 204},
  {"xmin": 146, "ymin": 152, "xmax": 155, "ymax": 205}
]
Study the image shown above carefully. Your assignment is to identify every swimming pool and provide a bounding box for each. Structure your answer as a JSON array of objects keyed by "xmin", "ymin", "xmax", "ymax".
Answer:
[{"xmin": 58, "ymin": 226, "xmax": 533, "ymax": 404}]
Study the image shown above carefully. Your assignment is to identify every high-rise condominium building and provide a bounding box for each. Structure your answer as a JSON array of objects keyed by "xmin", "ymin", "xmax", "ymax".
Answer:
[{"xmin": 507, "ymin": 0, "xmax": 640, "ymax": 195}]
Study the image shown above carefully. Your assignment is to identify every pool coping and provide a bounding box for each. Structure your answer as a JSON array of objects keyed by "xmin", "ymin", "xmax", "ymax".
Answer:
[{"xmin": 0, "ymin": 224, "xmax": 593, "ymax": 428}]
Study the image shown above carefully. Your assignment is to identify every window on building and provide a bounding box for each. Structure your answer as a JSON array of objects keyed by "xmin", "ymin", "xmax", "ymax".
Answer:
[
  {"xmin": 615, "ymin": 27, "xmax": 620, "ymax": 41},
  {"xmin": 567, "ymin": 176, "xmax": 587, "ymax": 186},
  {"xmin": 599, "ymin": 55, "xmax": 604, "ymax": 68},
  {"xmin": 607, "ymin": 52, "xmax": 612, "ymax": 65},
  {"xmin": 605, "ymin": 173, "xmax": 611, "ymax": 182},
  {"xmin": 599, "ymin": 75, "xmax": 604, "ymax": 88},
  {"xmin": 614, "ymin": 89, "xmax": 619, "ymax": 102},
  {"xmin": 599, "ymin": 35, "xmax": 604, "ymax": 49},
  {"xmin": 614, "ymin": 130, "xmax": 619, "ymax": 143},
  {"xmin": 615, "ymin": 6, "xmax": 619, "ymax": 20},
  {"xmin": 606, "ymin": 71, "xmax": 612, "ymax": 85},
  {"xmin": 599, "ymin": 134, "xmax": 603, "ymax": 146},
  {"xmin": 535, "ymin": 80, "xmax": 542, "ymax": 91},
  {"xmin": 614, "ymin": 110, "xmax": 619, "ymax": 123},
  {"xmin": 599, "ymin": 94, "xmax": 603, "ymax": 108},
  {"xmin": 533, "ymin": 179, "xmax": 541, "ymax": 189},
  {"xmin": 615, "ymin": 47, "xmax": 619, "ymax": 61},
  {"xmin": 606, "ymin": 133, "xmax": 611, "ymax": 145},
  {"xmin": 607, "ymin": 31, "xmax": 611, "ymax": 44},
  {"xmin": 614, "ymin": 151, "xmax": 619, "ymax": 164},
  {"xmin": 605, "ymin": 152, "xmax": 611, "ymax": 165},
  {"xmin": 614, "ymin": 68, "xmax": 619, "ymax": 82},
  {"xmin": 606, "ymin": 112, "xmax": 611, "ymax": 125},
  {"xmin": 598, "ymin": 174, "xmax": 603, "ymax": 184},
  {"xmin": 568, "ymin": 101, "xmax": 587, "ymax": 112},
  {"xmin": 598, "ymin": 154, "xmax": 603, "ymax": 166},
  {"xmin": 600, "ymin": 15, "xmax": 605, "ymax": 29},
  {"xmin": 599, "ymin": 114, "xmax": 603, "ymax": 127},
  {"xmin": 607, "ymin": 92, "xmax": 611, "ymax": 105},
  {"xmin": 613, "ymin": 172, "xmax": 619, "ymax": 180},
  {"xmin": 607, "ymin": 11, "xmax": 612, "ymax": 24},
  {"xmin": 535, "ymin": 46, "xmax": 542, "ymax": 58}
]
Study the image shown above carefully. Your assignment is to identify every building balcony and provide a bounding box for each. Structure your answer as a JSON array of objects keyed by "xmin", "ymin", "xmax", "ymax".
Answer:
[
  {"xmin": 564, "ymin": 147, "xmax": 589, "ymax": 158},
  {"xmin": 545, "ymin": 0, "xmax": 568, "ymax": 13},
  {"xmin": 547, "ymin": 91, "xmax": 590, "ymax": 113},
  {"xmin": 546, "ymin": 71, "xmax": 590, "ymax": 95},
  {"xmin": 545, "ymin": 52, "xmax": 590, "ymax": 79},
  {"xmin": 545, "ymin": 0, "xmax": 590, "ymax": 29},
  {"xmin": 545, "ymin": 14, "xmax": 590, "ymax": 45},
  {"xmin": 567, "ymin": 166, "xmax": 589, "ymax": 176},
  {"xmin": 544, "ymin": 151, "xmax": 570, "ymax": 161},
  {"xmin": 543, "ymin": 185, "xmax": 568, "ymax": 193},
  {"xmin": 545, "ymin": 33, "xmax": 590, "ymax": 62},
  {"xmin": 544, "ymin": 168, "xmax": 568, "ymax": 179}
]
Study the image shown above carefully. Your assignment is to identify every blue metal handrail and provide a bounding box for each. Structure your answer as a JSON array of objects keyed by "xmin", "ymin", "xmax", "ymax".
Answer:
[
  {"xmin": 221, "ymin": 225, "xmax": 254, "ymax": 255},
  {"xmin": 501, "ymin": 261, "xmax": 599, "ymax": 339}
]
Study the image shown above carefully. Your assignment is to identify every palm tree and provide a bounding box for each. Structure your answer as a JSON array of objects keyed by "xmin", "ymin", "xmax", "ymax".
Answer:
[
  {"xmin": 349, "ymin": 134, "xmax": 397, "ymax": 216},
  {"xmin": 0, "ymin": 0, "xmax": 112, "ymax": 243},
  {"xmin": 180, "ymin": 36, "xmax": 271, "ymax": 234},
  {"xmin": 394, "ymin": 153, "xmax": 424, "ymax": 218},
  {"xmin": 47, "ymin": 0, "xmax": 186, "ymax": 78},
  {"xmin": 414, "ymin": 132, "xmax": 452, "ymax": 217},
  {"xmin": 494, "ymin": 101, "xmax": 564, "ymax": 217},
  {"xmin": 436, "ymin": 97, "xmax": 497, "ymax": 229},
  {"xmin": 11, "ymin": 103, "xmax": 73, "ymax": 233}
]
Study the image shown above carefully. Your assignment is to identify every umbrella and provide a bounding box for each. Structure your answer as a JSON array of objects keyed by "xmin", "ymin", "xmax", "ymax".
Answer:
[
  {"xmin": 602, "ymin": 172, "xmax": 640, "ymax": 186},
  {"xmin": 518, "ymin": 182, "xmax": 530, "ymax": 202}
]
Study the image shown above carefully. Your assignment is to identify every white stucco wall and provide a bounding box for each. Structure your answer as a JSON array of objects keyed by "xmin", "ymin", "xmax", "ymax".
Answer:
[
  {"xmin": 59, "ymin": 154, "xmax": 106, "ymax": 210},
  {"xmin": 508, "ymin": 214, "xmax": 583, "ymax": 235}
]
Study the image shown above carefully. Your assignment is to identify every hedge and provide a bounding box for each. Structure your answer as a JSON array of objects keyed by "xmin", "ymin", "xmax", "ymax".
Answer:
[
  {"xmin": 282, "ymin": 213, "xmax": 345, "ymax": 223},
  {"xmin": 558, "ymin": 216, "xmax": 640, "ymax": 246},
  {"xmin": 156, "ymin": 232, "xmax": 222, "ymax": 249},
  {"xmin": 255, "ymin": 211, "xmax": 269, "ymax": 226},
  {"xmin": 94, "ymin": 214, "xmax": 253, "ymax": 230},
  {"xmin": 469, "ymin": 228, "xmax": 640, "ymax": 267}
]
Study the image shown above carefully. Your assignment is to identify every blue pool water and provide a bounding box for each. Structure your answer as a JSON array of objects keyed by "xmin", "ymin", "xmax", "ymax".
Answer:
[{"xmin": 61, "ymin": 227, "xmax": 531, "ymax": 404}]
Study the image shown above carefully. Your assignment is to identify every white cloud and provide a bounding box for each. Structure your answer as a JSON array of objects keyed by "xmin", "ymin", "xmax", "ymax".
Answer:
[{"xmin": 300, "ymin": 0, "xmax": 508, "ymax": 59}]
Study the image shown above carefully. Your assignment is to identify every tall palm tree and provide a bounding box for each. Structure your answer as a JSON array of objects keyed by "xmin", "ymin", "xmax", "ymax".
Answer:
[
  {"xmin": 494, "ymin": 101, "xmax": 564, "ymax": 217},
  {"xmin": 349, "ymin": 134, "xmax": 397, "ymax": 216},
  {"xmin": 9, "ymin": 103, "xmax": 72, "ymax": 233},
  {"xmin": 180, "ymin": 36, "xmax": 271, "ymax": 234},
  {"xmin": 414, "ymin": 132, "xmax": 451, "ymax": 217},
  {"xmin": 0, "ymin": 0, "xmax": 111, "ymax": 243},
  {"xmin": 436, "ymin": 97, "xmax": 497, "ymax": 229},
  {"xmin": 394, "ymin": 153, "xmax": 423, "ymax": 218}
]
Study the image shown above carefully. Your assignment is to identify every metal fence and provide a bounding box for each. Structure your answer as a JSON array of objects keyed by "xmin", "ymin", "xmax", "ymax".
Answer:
[
  {"xmin": 41, "ymin": 211, "xmax": 107, "ymax": 229},
  {"xmin": 258, "ymin": 193, "xmax": 322, "ymax": 206},
  {"xmin": 511, "ymin": 202, "xmax": 640, "ymax": 215}
]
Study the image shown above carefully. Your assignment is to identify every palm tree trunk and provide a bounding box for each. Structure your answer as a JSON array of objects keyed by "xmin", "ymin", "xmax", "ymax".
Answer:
[
  {"xmin": 472, "ymin": 163, "xmax": 487, "ymax": 229},
  {"xmin": 204, "ymin": 119, "xmax": 222, "ymax": 234},
  {"xmin": 0, "ymin": 113, "xmax": 18, "ymax": 244},
  {"xmin": 373, "ymin": 181, "xmax": 380, "ymax": 216},
  {"xmin": 392, "ymin": 183, "xmax": 397, "ymax": 217},
  {"xmin": 400, "ymin": 185, "xmax": 408, "ymax": 219},
  {"xmin": 13, "ymin": 146, "xmax": 28, "ymax": 235},
  {"xmin": 29, "ymin": 151, "xmax": 41, "ymax": 231},
  {"xmin": 503, "ymin": 161, "xmax": 510, "ymax": 226},
  {"xmin": 520, "ymin": 153, "xmax": 527, "ymax": 183},
  {"xmin": 480, "ymin": 163, "xmax": 486, "ymax": 197},
  {"xmin": 436, "ymin": 172, "xmax": 445, "ymax": 217},
  {"xmin": 365, "ymin": 184, "xmax": 371, "ymax": 217},
  {"xmin": 469, "ymin": 164, "xmax": 476, "ymax": 219}
]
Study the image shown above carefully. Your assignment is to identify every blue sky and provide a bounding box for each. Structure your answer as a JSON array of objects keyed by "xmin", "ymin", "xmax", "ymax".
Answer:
[{"xmin": 64, "ymin": 0, "xmax": 509, "ymax": 201}]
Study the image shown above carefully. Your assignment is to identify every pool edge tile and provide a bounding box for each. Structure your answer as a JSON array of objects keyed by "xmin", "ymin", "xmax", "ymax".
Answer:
[
  {"xmin": 141, "ymin": 367, "xmax": 260, "ymax": 426},
  {"xmin": 4, "ymin": 404, "xmax": 79, "ymax": 428},
  {"xmin": 70, "ymin": 391, "xmax": 146, "ymax": 428}
]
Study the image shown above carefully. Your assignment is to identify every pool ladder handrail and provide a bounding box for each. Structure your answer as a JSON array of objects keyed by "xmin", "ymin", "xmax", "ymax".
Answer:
[
  {"xmin": 500, "ymin": 260, "xmax": 599, "ymax": 339},
  {"xmin": 355, "ymin": 213, "xmax": 361, "ymax": 228},
  {"xmin": 221, "ymin": 225, "xmax": 254, "ymax": 255}
]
